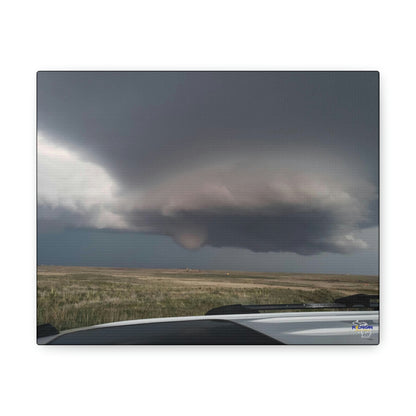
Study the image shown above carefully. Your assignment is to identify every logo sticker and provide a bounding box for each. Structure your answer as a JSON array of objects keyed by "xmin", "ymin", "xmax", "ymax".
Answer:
[{"xmin": 351, "ymin": 320, "xmax": 373, "ymax": 338}]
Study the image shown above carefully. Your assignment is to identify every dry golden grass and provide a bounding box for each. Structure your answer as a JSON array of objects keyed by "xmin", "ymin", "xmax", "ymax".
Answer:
[{"xmin": 37, "ymin": 265, "xmax": 379, "ymax": 331}]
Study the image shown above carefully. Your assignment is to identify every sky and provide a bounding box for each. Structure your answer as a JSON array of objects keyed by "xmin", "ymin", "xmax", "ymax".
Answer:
[{"xmin": 37, "ymin": 71, "xmax": 379, "ymax": 274}]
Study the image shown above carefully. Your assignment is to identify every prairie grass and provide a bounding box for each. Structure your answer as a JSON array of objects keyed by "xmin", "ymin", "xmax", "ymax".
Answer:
[{"xmin": 37, "ymin": 266, "xmax": 379, "ymax": 331}]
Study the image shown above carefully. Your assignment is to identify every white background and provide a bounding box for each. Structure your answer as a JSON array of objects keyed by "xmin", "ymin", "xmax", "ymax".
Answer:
[{"xmin": 1, "ymin": 1, "xmax": 415, "ymax": 415}]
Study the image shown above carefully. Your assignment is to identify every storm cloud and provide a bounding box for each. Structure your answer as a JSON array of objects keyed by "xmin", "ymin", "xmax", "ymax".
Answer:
[{"xmin": 37, "ymin": 71, "xmax": 379, "ymax": 256}]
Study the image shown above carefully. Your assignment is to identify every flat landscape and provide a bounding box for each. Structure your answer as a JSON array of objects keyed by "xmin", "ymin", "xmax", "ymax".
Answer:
[{"xmin": 37, "ymin": 265, "xmax": 379, "ymax": 331}]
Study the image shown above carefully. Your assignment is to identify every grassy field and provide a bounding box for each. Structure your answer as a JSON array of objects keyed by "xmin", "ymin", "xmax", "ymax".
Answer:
[{"xmin": 37, "ymin": 265, "xmax": 379, "ymax": 331}]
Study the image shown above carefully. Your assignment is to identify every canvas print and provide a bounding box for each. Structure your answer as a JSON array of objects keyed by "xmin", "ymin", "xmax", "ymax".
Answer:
[{"xmin": 37, "ymin": 71, "xmax": 379, "ymax": 345}]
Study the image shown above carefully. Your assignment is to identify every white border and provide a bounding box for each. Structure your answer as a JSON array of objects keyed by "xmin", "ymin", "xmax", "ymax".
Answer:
[{"xmin": 2, "ymin": 1, "xmax": 415, "ymax": 415}]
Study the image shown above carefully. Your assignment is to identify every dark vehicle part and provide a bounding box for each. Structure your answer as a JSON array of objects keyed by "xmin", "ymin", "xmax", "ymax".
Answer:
[
  {"xmin": 46, "ymin": 319, "xmax": 283, "ymax": 345},
  {"xmin": 37, "ymin": 323, "xmax": 59, "ymax": 338},
  {"xmin": 206, "ymin": 293, "xmax": 379, "ymax": 315}
]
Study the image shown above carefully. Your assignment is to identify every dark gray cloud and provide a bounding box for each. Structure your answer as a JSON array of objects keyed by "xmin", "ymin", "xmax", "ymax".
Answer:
[
  {"xmin": 121, "ymin": 162, "xmax": 377, "ymax": 254},
  {"xmin": 37, "ymin": 71, "xmax": 379, "ymax": 256}
]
